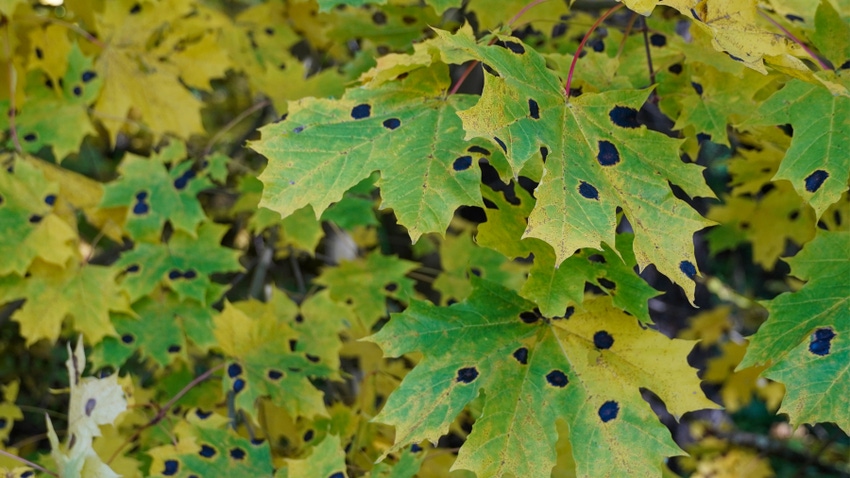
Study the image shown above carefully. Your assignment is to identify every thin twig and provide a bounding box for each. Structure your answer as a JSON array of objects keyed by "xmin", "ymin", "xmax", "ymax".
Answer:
[
  {"xmin": 616, "ymin": 12, "xmax": 639, "ymax": 58},
  {"xmin": 31, "ymin": 16, "xmax": 105, "ymax": 48},
  {"xmin": 505, "ymin": 0, "xmax": 551, "ymax": 28},
  {"xmin": 565, "ymin": 3, "xmax": 625, "ymax": 100},
  {"xmin": 640, "ymin": 17, "xmax": 657, "ymax": 95},
  {"xmin": 289, "ymin": 246, "xmax": 307, "ymax": 295},
  {"xmin": 4, "ymin": 22, "xmax": 22, "ymax": 153},
  {"xmin": 106, "ymin": 363, "xmax": 226, "ymax": 465},
  {"xmin": 0, "ymin": 448, "xmax": 58, "ymax": 477},
  {"xmin": 203, "ymin": 99, "xmax": 269, "ymax": 157},
  {"xmin": 249, "ymin": 233, "xmax": 274, "ymax": 300},
  {"xmin": 757, "ymin": 10, "xmax": 831, "ymax": 70}
]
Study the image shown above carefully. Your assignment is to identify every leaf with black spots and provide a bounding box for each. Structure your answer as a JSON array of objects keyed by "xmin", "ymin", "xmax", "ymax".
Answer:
[
  {"xmin": 739, "ymin": 230, "xmax": 850, "ymax": 432},
  {"xmin": 367, "ymin": 279, "xmax": 715, "ymax": 477}
]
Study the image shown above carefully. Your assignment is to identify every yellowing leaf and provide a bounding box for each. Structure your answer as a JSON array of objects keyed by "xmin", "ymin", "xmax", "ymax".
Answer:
[{"xmin": 277, "ymin": 434, "xmax": 347, "ymax": 478}]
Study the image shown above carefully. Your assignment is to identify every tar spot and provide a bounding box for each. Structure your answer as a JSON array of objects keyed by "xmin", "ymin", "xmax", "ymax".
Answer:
[
  {"xmin": 227, "ymin": 363, "xmax": 243, "ymax": 378},
  {"xmin": 82, "ymin": 71, "xmax": 97, "ymax": 82},
  {"xmin": 292, "ymin": 125, "xmax": 305, "ymax": 133},
  {"xmin": 289, "ymin": 339, "xmax": 298, "ymax": 352},
  {"xmin": 168, "ymin": 269, "xmax": 181, "ymax": 280},
  {"xmin": 382, "ymin": 118, "xmax": 401, "ymax": 130},
  {"xmin": 788, "ymin": 210, "xmax": 800, "ymax": 221},
  {"xmin": 232, "ymin": 378, "xmax": 245, "ymax": 394},
  {"xmin": 163, "ymin": 460, "xmax": 178, "ymax": 475},
  {"xmin": 303, "ymin": 429, "xmax": 314, "ymax": 441},
  {"xmin": 329, "ymin": 473, "xmax": 344, "ymax": 478},
  {"xmin": 85, "ymin": 398, "xmax": 96, "ymax": 416},
  {"xmin": 467, "ymin": 145, "xmax": 490, "ymax": 155},
  {"xmin": 295, "ymin": 314, "xmax": 304, "ymax": 323},
  {"xmin": 129, "ymin": 3, "xmax": 141, "ymax": 14},
  {"xmin": 503, "ymin": 41, "xmax": 526, "ymax": 54},
  {"xmin": 183, "ymin": 269, "xmax": 196, "ymax": 279},
  {"xmin": 384, "ymin": 282, "xmax": 398, "ymax": 292},
  {"xmin": 306, "ymin": 354, "xmax": 320, "ymax": 363},
  {"xmin": 23, "ymin": 133, "xmax": 36, "ymax": 142},
  {"xmin": 588, "ymin": 254, "xmax": 605, "ymax": 264},
  {"xmin": 267, "ymin": 370, "xmax": 283, "ymax": 380},
  {"xmin": 372, "ymin": 11, "xmax": 387, "ymax": 24},
  {"xmin": 540, "ymin": 146, "xmax": 549, "ymax": 162},
  {"xmin": 230, "ymin": 447, "xmax": 246, "ymax": 460},
  {"xmin": 679, "ymin": 260, "xmax": 697, "ymax": 280},
  {"xmin": 132, "ymin": 191, "xmax": 150, "ymax": 215},
  {"xmin": 456, "ymin": 367, "xmax": 479, "ymax": 383},
  {"xmin": 173, "ymin": 169, "xmax": 196, "ymax": 190},
  {"xmin": 520, "ymin": 311, "xmax": 539, "ymax": 324},
  {"xmin": 589, "ymin": 38, "xmax": 604, "ymax": 52},
  {"xmin": 597, "ymin": 140, "xmax": 621, "ymax": 166},
  {"xmin": 691, "ymin": 82, "xmax": 704, "ymax": 95},
  {"xmin": 690, "ymin": 8, "xmax": 700, "ymax": 20},
  {"xmin": 493, "ymin": 136, "xmax": 507, "ymax": 153},
  {"xmin": 598, "ymin": 400, "xmax": 619, "ymax": 422},
  {"xmin": 402, "ymin": 15, "xmax": 416, "ymax": 25},
  {"xmin": 809, "ymin": 328, "xmax": 835, "ymax": 356},
  {"xmin": 668, "ymin": 63, "xmax": 683, "ymax": 74},
  {"xmin": 562, "ymin": 306, "xmax": 575, "ymax": 319},
  {"xmin": 28, "ymin": 215, "xmax": 42, "ymax": 224},
  {"xmin": 513, "ymin": 347, "xmax": 529, "ymax": 364},
  {"xmin": 121, "ymin": 334, "xmax": 134, "ymax": 344},
  {"xmin": 578, "ymin": 181, "xmax": 599, "ymax": 200},
  {"xmin": 804, "ymin": 170, "xmax": 828, "ymax": 192},
  {"xmin": 411, "ymin": 443, "xmax": 423, "ymax": 452},
  {"xmin": 609, "ymin": 106, "xmax": 639, "ymax": 129},
  {"xmin": 528, "ymin": 99, "xmax": 540, "ymax": 119},
  {"xmin": 168, "ymin": 345, "xmax": 181, "ymax": 353},
  {"xmin": 199, "ymin": 444, "xmax": 216, "ymax": 458},
  {"xmin": 453, "ymin": 156, "xmax": 473, "ymax": 171},
  {"xmin": 196, "ymin": 409, "xmax": 212, "ymax": 419},
  {"xmin": 351, "ymin": 104, "xmax": 371, "ymax": 119},
  {"xmin": 697, "ymin": 133, "xmax": 711, "ymax": 143},
  {"xmin": 594, "ymin": 331, "xmax": 614, "ymax": 350},
  {"xmin": 552, "ymin": 23, "xmax": 567, "ymax": 37},
  {"xmin": 650, "ymin": 33, "xmax": 666, "ymax": 47},
  {"xmin": 785, "ymin": 14, "xmax": 804, "ymax": 22},
  {"xmin": 126, "ymin": 264, "xmax": 140, "ymax": 273},
  {"xmin": 73, "ymin": 86, "xmax": 82, "ymax": 97},
  {"xmin": 546, "ymin": 370, "xmax": 568, "ymax": 387},
  {"xmin": 482, "ymin": 63, "xmax": 500, "ymax": 77},
  {"xmin": 45, "ymin": 194, "xmax": 56, "ymax": 205}
]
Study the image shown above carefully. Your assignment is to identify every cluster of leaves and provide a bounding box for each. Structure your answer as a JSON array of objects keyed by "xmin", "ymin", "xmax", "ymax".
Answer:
[{"xmin": 0, "ymin": 0, "xmax": 848, "ymax": 477}]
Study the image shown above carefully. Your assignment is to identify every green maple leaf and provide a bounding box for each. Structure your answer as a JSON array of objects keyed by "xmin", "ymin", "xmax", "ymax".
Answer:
[
  {"xmin": 430, "ymin": 27, "xmax": 715, "ymax": 302},
  {"xmin": 811, "ymin": 1, "xmax": 850, "ymax": 68},
  {"xmin": 0, "ymin": 260, "xmax": 132, "ymax": 345},
  {"xmin": 316, "ymin": 251, "xmax": 417, "ymax": 333},
  {"xmin": 744, "ymin": 77, "xmax": 850, "ymax": 217},
  {"xmin": 0, "ymin": 158, "xmax": 78, "ymax": 275},
  {"xmin": 478, "ymin": 184, "xmax": 660, "ymax": 322},
  {"xmin": 369, "ymin": 278, "xmax": 716, "ymax": 477},
  {"xmin": 739, "ymin": 230, "xmax": 850, "ymax": 432},
  {"xmin": 147, "ymin": 422, "xmax": 274, "ymax": 478},
  {"xmin": 213, "ymin": 300, "xmax": 334, "ymax": 421},
  {"xmin": 275, "ymin": 434, "xmax": 347, "ymax": 478},
  {"xmin": 100, "ymin": 144, "xmax": 212, "ymax": 242},
  {"xmin": 115, "ymin": 222, "xmax": 242, "ymax": 305},
  {"xmin": 251, "ymin": 66, "xmax": 503, "ymax": 242}
]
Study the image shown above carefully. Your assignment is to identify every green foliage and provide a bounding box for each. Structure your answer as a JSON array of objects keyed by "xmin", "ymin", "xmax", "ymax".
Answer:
[{"xmin": 0, "ymin": 1, "xmax": 849, "ymax": 477}]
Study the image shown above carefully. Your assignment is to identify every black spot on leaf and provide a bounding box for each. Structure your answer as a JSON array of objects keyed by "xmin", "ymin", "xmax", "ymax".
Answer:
[
  {"xmin": 578, "ymin": 181, "xmax": 599, "ymax": 200},
  {"xmin": 28, "ymin": 215, "xmax": 42, "ymax": 224},
  {"xmin": 82, "ymin": 71, "xmax": 96, "ymax": 82},
  {"xmin": 679, "ymin": 260, "xmax": 697, "ymax": 280},
  {"xmin": 23, "ymin": 133, "xmax": 36, "ymax": 142},
  {"xmin": 456, "ymin": 367, "xmax": 479, "ymax": 383},
  {"xmin": 45, "ymin": 194, "xmax": 56, "ymax": 205},
  {"xmin": 230, "ymin": 447, "xmax": 246, "ymax": 460},
  {"xmin": 73, "ymin": 86, "xmax": 82, "ymax": 97},
  {"xmin": 289, "ymin": 340, "xmax": 297, "ymax": 352},
  {"xmin": 306, "ymin": 354, "xmax": 320, "ymax": 363},
  {"xmin": 372, "ymin": 11, "xmax": 387, "ymax": 24},
  {"xmin": 125, "ymin": 264, "xmax": 139, "ymax": 273},
  {"xmin": 588, "ymin": 254, "xmax": 605, "ymax": 264},
  {"xmin": 453, "ymin": 156, "xmax": 473, "ymax": 171},
  {"xmin": 513, "ymin": 347, "xmax": 529, "ymax": 364},
  {"xmin": 598, "ymin": 400, "xmax": 619, "ymax": 422},
  {"xmin": 470, "ymin": 267, "xmax": 482, "ymax": 277},
  {"xmin": 597, "ymin": 278, "xmax": 616, "ymax": 290},
  {"xmin": 481, "ymin": 63, "xmax": 500, "ymax": 77},
  {"xmin": 690, "ymin": 8, "xmax": 700, "ymax": 20},
  {"xmin": 785, "ymin": 14, "xmax": 804, "ymax": 22},
  {"xmin": 520, "ymin": 311, "xmax": 539, "ymax": 324},
  {"xmin": 467, "ymin": 145, "xmax": 490, "ymax": 155},
  {"xmin": 668, "ymin": 63, "xmax": 683, "ymax": 74},
  {"xmin": 163, "ymin": 460, "xmax": 179, "ymax": 476},
  {"xmin": 609, "ymin": 106, "xmax": 639, "ymax": 129},
  {"xmin": 540, "ymin": 146, "xmax": 549, "ymax": 162},
  {"xmin": 85, "ymin": 398, "xmax": 96, "ymax": 416},
  {"xmin": 129, "ymin": 3, "xmax": 141, "ymax": 14},
  {"xmin": 788, "ymin": 210, "xmax": 800, "ymax": 221},
  {"xmin": 594, "ymin": 331, "xmax": 614, "ymax": 350},
  {"xmin": 351, "ymin": 104, "xmax": 371, "ymax": 119},
  {"xmin": 546, "ymin": 370, "xmax": 568, "ymax": 387},
  {"xmin": 597, "ymin": 140, "xmax": 621, "ymax": 166},
  {"xmin": 329, "ymin": 473, "xmax": 344, "ymax": 478},
  {"xmin": 199, "ymin": 444, "xmax": 216, "ymax": 458},
  {"xmin": 292, "ymin": 125, "xmax": 305, "ymax": 133},
  {"xmin": 697, "ymin": 133, "xmax": 711, "ymax": 143},
  {"xmin": 804, "ymin": 170, "xmax": 828, "ymax": 192},
  {"xmin": 168, "ymin": 345, "xmax": 181, "ymax": 353},
  {"xmin": 552, "ymin": 23, "xmax": 567, "ymax": 37},
  {"xmin": 295, "ymin": 314, "xmax": 304, "ymax": 323},
  {"xmin": 809, "ymin": 328, "xmax": 835, "ymax": 356},
  {"xmin": 121, "ymin": 334, "xmax": 134, "ymax": 344},
  {"xmin": 528, "ymin": 99, "xmax": 540, "ymax": 119},
  {"xmin": 649, "ymin": 33, "xmax": 666, "ymax": 47},
  {"xmin": 411, "ymin": 443, "xmax": 423, "ymax": 452},
  {"xmin": 267, "ymin": 369, "xmax": 283, "ymax": 380},
  {"xmin": 561, "ymin": 306, "xmax": 575, "ymax": 319},
  {"xmin": 589, "ymin": 38, "xmax": 604, "ymax": 52},
  {"xmin": 232, "ymin": 378, "xmax": 245, "ymax": 394},
  {"xmin": 195, "ymin": 409, "xmax": 212, "ymax": 419},
  {"xmin": 35, "ymin": 48, "xmax": 43, "ymax": 59},
  {"xmin": 168, "ymin": 269, "xmax": 181, "ymax": 280},
  {"xmin": 691, "ymin": 82, "xmax": 704, "ymax": 95},
  {"xmin": 173, "ymin": 169, "xmax": 196, "ymax": 190},
  {"xmin": 183, "ymin": 269, "xmax": 196, "ymax": 279},
  {"xmin": 382, "ymin": 118, "xmax": 400, "ymax": 130},
  {"xmin": 493, "ymin": 136, "xmax": 507, "ymax": 153},
  {"xmin": 228, "ymin": 363, "xmax": 242, "ymax": 378}
]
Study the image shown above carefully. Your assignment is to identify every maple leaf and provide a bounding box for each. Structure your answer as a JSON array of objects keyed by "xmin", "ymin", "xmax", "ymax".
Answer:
[
  {"xmin": 0, "ymin": 381, "xmax": 23, "ymax": 444},
  {"xmin": 430, "ymin": 27, "xmax": 715, "ymax": 302},
  {"xmin": 115, "ymin": 222, "xmax": 242, "ymax": 306},
  {"xmin": 0, "ymin": 157, "xmax": 77, "ymax": 275},
  {"xmin": 47, "ymin": 339, "xmax": 127, "ymax": 478},
  {"xmin": 213, "ymin": 300, "xmax": 334, "ymax": 421},
  {"xmin": 275, "ymin": 434, "xmax": 347, "ymax": 478},
  {"xmin": 0, "ymin": 260, "xmax": 132, "ymax": 345},
  {"xmin": 368, "ymin": 278, "xmax": 716, "ymax": 477},
  {"xmin": 100, "ymin": 143, "xmax": 212, "ymax": 242},
  {"xmin": 743, "ymin": 77, "xmax": 850, "ymax": 218},
  {"xmin": 251, "ymin": 66, "xmax": 503, "ymax": 243},
  {"xmin": 147, "ymin": 421, "xmax": 274, "ymax": 478},
  {"xmin": 739, "ymin": 230, "xmax": 850, "ymax": 432},
  {"xmin": 810, "ymin": 1, "xmax": 850, "ymax": 68}
]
